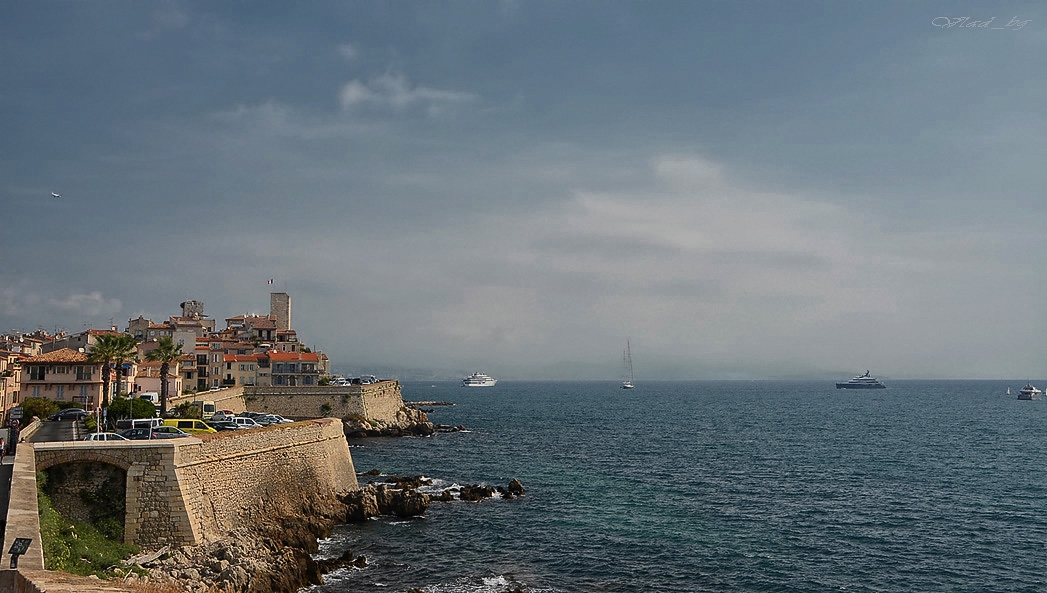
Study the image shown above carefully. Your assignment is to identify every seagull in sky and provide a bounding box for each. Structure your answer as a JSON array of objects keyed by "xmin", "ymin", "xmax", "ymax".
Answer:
[{"xmin": 51, "ymin": 192, "xmax": 61, "ymax": 198}]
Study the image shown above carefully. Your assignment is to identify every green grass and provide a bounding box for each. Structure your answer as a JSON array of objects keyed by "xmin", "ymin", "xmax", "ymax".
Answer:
[{"xmin": 37, "ymin": 477, "xmax": 143, "ymax": 578}]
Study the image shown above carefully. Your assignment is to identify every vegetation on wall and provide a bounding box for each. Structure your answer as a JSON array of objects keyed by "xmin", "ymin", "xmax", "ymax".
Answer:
[{"xmin": 37, "ymin": 470, "xmax": 142, "ymax": 578}]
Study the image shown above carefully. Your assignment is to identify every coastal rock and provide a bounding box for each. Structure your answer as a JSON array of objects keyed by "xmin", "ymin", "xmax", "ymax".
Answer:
[
  {"xmin": 342, "ymin": 406, "xmax": 435, "ymax": 438},
  {"xmin": 340, "ymin": 487, "xmax": 380, "ymax": 522},
  {"xmin": 459, "ymin": 484, "xmax": 497, "ymax": 502},
  {"xmin": 389, "ymin": 489, "xmax": 431, "ymax": 517},
  {"xmin": 384, "ymin": 474, "xmax": 433, "ymax": 490},
  {"xmin": 508, "ymin": 478, "xmax": 525, "ymax": 496},
  {"xmin": 341, "ymin": 483, "xmax": 430, "ymax": 520}
]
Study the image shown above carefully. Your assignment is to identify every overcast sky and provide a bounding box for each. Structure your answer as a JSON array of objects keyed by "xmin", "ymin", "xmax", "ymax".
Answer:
[{"xmin": 3, "ymin": 2, "xmax": 1046, "ymax": 380}]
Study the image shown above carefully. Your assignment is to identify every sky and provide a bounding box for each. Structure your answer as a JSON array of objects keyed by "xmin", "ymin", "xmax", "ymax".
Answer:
[{"xmin": 3, "ymin": 1, "xmax": 1046, "ymax": 380}]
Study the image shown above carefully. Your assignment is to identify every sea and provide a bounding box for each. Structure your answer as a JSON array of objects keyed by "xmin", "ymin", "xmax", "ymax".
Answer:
[{"xmin": 305, "ymin": 380, "xmax": 1047, "ymax": 593}]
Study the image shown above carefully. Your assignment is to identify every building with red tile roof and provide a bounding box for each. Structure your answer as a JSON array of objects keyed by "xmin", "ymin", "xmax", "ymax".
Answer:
[{"xmin": 21, "ymin": 348, "xmax": 107, "ymax": 408}]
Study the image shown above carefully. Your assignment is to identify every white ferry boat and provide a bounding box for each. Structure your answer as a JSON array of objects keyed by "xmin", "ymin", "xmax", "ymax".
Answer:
[
  {"xmin": 836, "ymin": 371, "xmax": 887, "ymax": 389},
  {"xmin": 462, "ymin": 372, "xmax": 497, "ymax": 387},
  {"xmin": 1017, "ymin": 383, "xmax": 1041, "ymax": 400}
]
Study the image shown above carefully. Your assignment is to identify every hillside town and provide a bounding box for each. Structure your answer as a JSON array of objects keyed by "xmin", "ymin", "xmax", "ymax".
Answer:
[{"xmin": 0, "ymin": 292, "xmax": 330, "ymax": 421}]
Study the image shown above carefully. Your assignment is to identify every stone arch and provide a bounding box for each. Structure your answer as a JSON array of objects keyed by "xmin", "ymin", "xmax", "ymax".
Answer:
[{"xmin": 35, "ymin": 449, "xmax": 134, "ymax": 473}]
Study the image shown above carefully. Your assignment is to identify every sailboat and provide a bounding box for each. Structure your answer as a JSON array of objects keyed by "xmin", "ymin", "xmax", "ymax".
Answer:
[{"xmin": 621, "ymin": 340, "xmax": 635, "ymax": 389}]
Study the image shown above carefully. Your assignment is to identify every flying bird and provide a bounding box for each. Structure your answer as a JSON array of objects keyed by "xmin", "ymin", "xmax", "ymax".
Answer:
[{"xmin": 51, "ymin": 192, "xmax": 61, "ymax": 198}]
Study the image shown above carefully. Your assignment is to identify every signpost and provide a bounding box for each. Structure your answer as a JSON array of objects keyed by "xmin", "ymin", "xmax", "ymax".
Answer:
[{"xmin": 9, "ymin": 537, "xmax": 32, "ymax": 568}]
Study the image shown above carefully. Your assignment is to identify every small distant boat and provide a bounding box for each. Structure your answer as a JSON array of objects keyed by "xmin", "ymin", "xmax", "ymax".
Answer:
[
  {"xmin": 621, "ymin": 340, "xmax": 634, "ymax": 389},
  {"xmin": 836, "ymin": 370, "xmax": 887, "ymax": 389},
  {"xmin": 1006, "ymin": 387, "xmax": 1011, "ymax": 396},
  {"xmin": 462, "ymin": 372, "xmax": 497, "ymax": 387},
  {"xmin": 1017, "ymin": 383, "xmax": 1041, "ymax": 400}
]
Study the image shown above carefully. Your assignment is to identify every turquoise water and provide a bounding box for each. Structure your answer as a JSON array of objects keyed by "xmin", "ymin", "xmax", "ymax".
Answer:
[{"xmin": 308, "ymin": 381, "xmax": 1047, "ymax": 592}]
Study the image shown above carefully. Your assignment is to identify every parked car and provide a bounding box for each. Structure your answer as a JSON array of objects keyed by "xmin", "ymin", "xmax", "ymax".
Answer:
[
  {"xmin": 151, "ymin": 426, "xmax": 191, "ymax": 439},
  {"xmin": 49, "ymin": 408, "xmax": 88, "ymax": 421},
  {"xmin": 206, "ymin": 420, "xmax": 242, "ymax": 431},
  {"xmin": 231, "ymin": 416, "xmax": 262, "ymax": 429},
  {"xmin": 84, "ymin": 432, "xmax": 129, "ymax": 442},
  {"xmin": 211, "ymin": 410, "xmax": 237, "ymax": 422},
  {"xmin": 255, "ymin": 414, "xmax": 292, "ymax": 425},
  {"xmin": 163, "ymin": 419, "xmax": 216, "ymax": 434},
  {"xmin": 117, "ymin": 427, "xmax": 154, "ymax": 440}
]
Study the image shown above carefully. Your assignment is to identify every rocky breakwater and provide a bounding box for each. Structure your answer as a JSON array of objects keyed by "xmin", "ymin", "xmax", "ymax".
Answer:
[
  {"xmin": 347, "ymin": 471, "xmax": 527, "ymax": 518},
  {"xmin": 342, "ymin": 405, "xmax": 435, "ymax": 437}
]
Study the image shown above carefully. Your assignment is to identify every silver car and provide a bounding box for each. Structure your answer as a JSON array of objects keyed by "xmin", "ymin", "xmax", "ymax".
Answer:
[{"xmin": 84, "ymin": 432, "xmax": 129, "ymax": 442}]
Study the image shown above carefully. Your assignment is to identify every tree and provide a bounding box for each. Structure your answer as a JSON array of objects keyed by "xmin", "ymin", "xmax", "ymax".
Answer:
[
  {"xmin": 21, "ymin": 397, "xmax": 60, "ymax": 423},
  {"xmin": 145, "ymin": 336, "xmax": 183, "ymax": 417},
  {"xmin": 87, "ymin": 333, "xmax": 138, "ymax": 408}
]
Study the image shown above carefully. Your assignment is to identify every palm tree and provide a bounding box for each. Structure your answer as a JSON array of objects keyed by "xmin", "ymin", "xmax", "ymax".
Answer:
[
  {"xmin": 146, "ymin": 336, "xmax": 183, "ymax": 417},
  {"xmin": 87, "ymin": 333, "xmax": 138, "ymax": 408}
]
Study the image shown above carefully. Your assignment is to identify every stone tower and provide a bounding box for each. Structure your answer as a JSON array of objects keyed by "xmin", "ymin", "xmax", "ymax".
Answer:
[
  {"xmin": 180, "ymin": 300, "xmax": 205, "ymax": 320},
  {"xmin": 270, "ymin": 292, "xmax": 291, "ymax": 331}
]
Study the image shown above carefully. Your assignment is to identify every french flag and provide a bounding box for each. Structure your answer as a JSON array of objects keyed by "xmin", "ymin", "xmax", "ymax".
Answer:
[{"xmin": 267, "ymin": 279, "xmax": 274, "ymax": 285}]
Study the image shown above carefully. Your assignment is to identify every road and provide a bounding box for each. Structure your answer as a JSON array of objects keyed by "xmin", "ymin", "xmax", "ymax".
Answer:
[{"xmin": 29, "ymin": 419, "xmax": 87, "ymax": 443}]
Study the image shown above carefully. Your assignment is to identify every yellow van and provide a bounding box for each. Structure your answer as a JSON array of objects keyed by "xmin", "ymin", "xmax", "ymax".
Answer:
[{"xmin": 163, "ymin": 419, "xmax": 217, "ymax": 434}]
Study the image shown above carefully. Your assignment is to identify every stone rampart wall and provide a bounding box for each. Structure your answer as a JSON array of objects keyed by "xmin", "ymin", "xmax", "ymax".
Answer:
[
  {"xmin": 175, "ymin": 419, "xmax": 357, "ymax": 540},
  {"xmin": 32, "ymin": 420, "xmax": 359, "ymax": 548},
  {"xmin": 169, "ymin": 386, "xmax": 247, "ymax": 414},
  {"xmin": 242, "ymin": 381, "xmax": 406, "ymax": 421}
]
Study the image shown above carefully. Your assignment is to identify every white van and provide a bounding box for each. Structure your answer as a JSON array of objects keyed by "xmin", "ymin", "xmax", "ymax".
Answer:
[{"xmin": 115, "ymin": 417, "xmax": 163, "ymax": 430}]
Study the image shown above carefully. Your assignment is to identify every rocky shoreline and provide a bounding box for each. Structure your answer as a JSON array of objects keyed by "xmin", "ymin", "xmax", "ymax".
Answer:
[
  {"xmin": 129, "ymin": 472, "xmax": 524, "ymax": 592},
  {"xmin": 341, "ymin": 405, "xmax": 466, "ymax": 437}
]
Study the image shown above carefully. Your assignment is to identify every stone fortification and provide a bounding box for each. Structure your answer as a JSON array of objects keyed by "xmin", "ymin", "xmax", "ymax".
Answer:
[
  {"xmin": 33, "ymin": 419, "xmax": 357, "ymax": 548},
  {"xmin": 176, "ymin": 418, "xmax": 357, "ymax": 541},
  {"xmin": 169, "ymin": 386, "xmax": 248, "ymax": 414},
  {"xmin": 243, "ymin": 381, "xmax": 407, "ymax": 420}
]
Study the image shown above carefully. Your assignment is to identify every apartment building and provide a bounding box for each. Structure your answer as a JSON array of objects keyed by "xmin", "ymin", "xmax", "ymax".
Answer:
[
  {"xmin": 1, "ymin": 350, "xmax": 24, "ymax": 415},
  {"xmin": 134, "ymin": 360, "xmax": 182, "ymax": 397},
  {"xmin": 269, "ymin": 350, "xmax": 321, "ymax": 386},
  {"xmin": 20, "ymin": 348, "xmax": 108, "ymax": 408}
]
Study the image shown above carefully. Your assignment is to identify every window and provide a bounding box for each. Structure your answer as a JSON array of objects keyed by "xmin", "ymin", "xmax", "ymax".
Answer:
[
  {"xmin": 185, "ymin": 372, "xmax": 193, "ymax": 379},
  {"xmin": 212, "ymin": 354, "xmax": 220, "ymax": 362},
  {"xmin": 288, "ymin": 363, "xmax": 297, "ymax": 373},
  {"xmin": 226, "ymin": 362, "xmax": 232, "ymax": 370},
  {"xmin": 76, "ymin": 366, "xmax": 93, "ymax": 380},
  {"xmin": 55, "ymin": 366, "xmax": 68, "ymax": 374},
  {"xmin": 80, "ymin": 385, "xmax": 87, "ymax": 397},
  {"xmin": 29, "ymin": 366, "xmax": 45, "ymax": 380},
  {"xmin": 32, "ymin": 385, "xmax": 40, "ymax": 397},
  {"xmin": 56, "ymin": 385, "xmax": 65, "ymax": 398},
  {"xmin": 213, "ymin": 366, "xmax": 219, "ymax": 376}
]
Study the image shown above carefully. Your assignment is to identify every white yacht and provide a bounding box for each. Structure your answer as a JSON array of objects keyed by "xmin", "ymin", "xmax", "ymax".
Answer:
[
  {"xmin": 1017, "ymin": 383, "xmax": 1041, "ymax": 400},
  {"xmin": 462, "ymin": 372, "xmax": 497, "ymax": 387},
  {"xmin": 621, "ymin": 340, "xmax": 635, "ymax": 389},
  {"xmin": 836, "ymin": 371, "xmax": 887, "ymax": 389}
]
